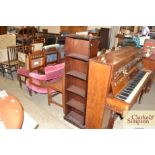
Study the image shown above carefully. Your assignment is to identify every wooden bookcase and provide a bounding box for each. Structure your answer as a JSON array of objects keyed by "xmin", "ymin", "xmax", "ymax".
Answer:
[{"xmin": 64, "ymin": 35, "xmax": 99, "ymax": 128}]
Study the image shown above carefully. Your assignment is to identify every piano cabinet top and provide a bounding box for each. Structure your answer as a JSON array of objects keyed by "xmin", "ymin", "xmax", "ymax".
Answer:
[{"xmin": 91, "ymin": 46, "xmax": 144, "ymax": 73}]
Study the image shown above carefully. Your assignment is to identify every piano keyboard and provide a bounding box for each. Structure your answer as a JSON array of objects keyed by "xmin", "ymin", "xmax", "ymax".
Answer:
[{"xmin": 116, "ymin": 70, "xmax": 151, "ymax": 103}]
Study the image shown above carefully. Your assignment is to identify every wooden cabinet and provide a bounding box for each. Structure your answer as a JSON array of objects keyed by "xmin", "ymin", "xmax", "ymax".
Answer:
[
  {"xmin": 98, "ymin": 28, "xmax": 111, "ymax": 50},
  {"xmin": 60, "ymin": 26, "xmax": 87, "ymax": 34},
  {"xmin": 0, "ymin": 26, "xmax": 7, "ymax": 34},
  {"xmin": 64, "ymin": 35, "xmax": 99, "ymax": 128}
]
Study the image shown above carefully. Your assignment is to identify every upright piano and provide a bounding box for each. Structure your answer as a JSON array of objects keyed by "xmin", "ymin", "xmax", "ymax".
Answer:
[{"xmin": 85, "ymin": 47, "xmax": 153, "ymax": 128}]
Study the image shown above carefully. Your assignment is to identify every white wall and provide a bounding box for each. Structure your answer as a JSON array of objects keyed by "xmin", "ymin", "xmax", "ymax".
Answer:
[{"xmin": 87, "ymin": 26, "xmax": 112, "ymax": 30}]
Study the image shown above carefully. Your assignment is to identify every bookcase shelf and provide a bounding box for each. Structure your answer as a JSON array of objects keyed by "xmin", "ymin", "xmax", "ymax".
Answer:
[
  {"xmin": 64, "ymin": 34, "xmax": 99, "ymax": 128},
  {"xmin": 66, "ymin": 70, "xmax": 87, "ymax": 80},
  {"xmin": 64, "ymin": 111, "xmax": 85, "ymax": 128},
  {"xmin": 66, "ymin": 99, "xmax": 85, "ymax": 113},
  {"xmin": 66, "ymin": 85, "xmax": 86, "ymax": 98},
  {"xmin": 67, "ymin": 53, "xmax": 89, "ymax": 61}
]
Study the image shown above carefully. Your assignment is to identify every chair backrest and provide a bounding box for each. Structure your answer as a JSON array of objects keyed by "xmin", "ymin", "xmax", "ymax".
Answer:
[
  {"xmin": 17, "ymin": 45, "xmax": 34, "ymax": 68},
  {"xmin": 28, "ymin": 50, "xmax": 46, "ymax": 71},
  {"xmin": 44, "ymin": 63, "xmax": 65, "ymax": 80},
  {"xmin": 27, "ymin": 63, "xmax": 65, "ymax": 95},
  {"xmin": 43, "ymin": 47, "xmax": 59, "ymax": 65},
  {"xmin": 31, "ymin": 43, "xmax": 43, "ymax": 51},
  {"xmin": 23, "ymin": 45, "xmax": 34, "ymax": 54},
  {"xmin": 7, "ymin": 45, "xmax": 23, "ymax": 66}
]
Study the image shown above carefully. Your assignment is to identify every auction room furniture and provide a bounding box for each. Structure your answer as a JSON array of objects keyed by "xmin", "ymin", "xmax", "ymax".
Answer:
[
  {"xmin": 0, "ymin": 93, "xmax": 24, "ymax": 129},
  {"xmin": 43, "ymin": 47, "xmax": 60, "ymax": 65},
  {"xmin": 0, "ymin": 46, "xmax": 22, "ymax": 79},
  {"xmin": 98, "ymin": 27, "xmax": 111, "ymax": 50},
  {"xmin": 47, "ymin": 76, "xmax": 65, "ymax": 111},
  {"xmin": 17, "ymin": 50, "xmax": 46, "ymax": 88},
  {"xmin": 0, "ymin": 26, "xmax": 7, "ymax": 34},
  {"xmin": 26, "ymin": 63, "xmax": 65, "ymax": 105},
  {"xmin": 142, "ymin": 39, "xmax": 155, "ymax": 71},
  {"xmin": 64, "ymin": 34, "xmax": 100, "ymax": 128},
  {"xmin": 0, "ymin": 34, "xmax": 16, "ymax": 63},
  {"xmin": 85, "ymin": 47, "xmax": 153, "ymax": 128},
  {"xmin": 32, "ymin": 38, "xmax": 45, "ymax": 44}
]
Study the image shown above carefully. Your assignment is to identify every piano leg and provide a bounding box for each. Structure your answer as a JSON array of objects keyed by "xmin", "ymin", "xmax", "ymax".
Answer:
[
  {"xmin": 139, "ymin": 77, "xmax": 153, "ymax": 104},
  {"xmin": 107, "ymin": 111, "xmax": 118, "ymax": 129},
  {"xmin": 138, "ymin": 89, "xmax": 145, "ymax": 104}
]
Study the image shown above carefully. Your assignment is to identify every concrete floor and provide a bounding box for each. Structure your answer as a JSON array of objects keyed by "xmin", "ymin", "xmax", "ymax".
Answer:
[{"xmin": 0, "ymin": 72, "xmax": 155, "ymax": 129}]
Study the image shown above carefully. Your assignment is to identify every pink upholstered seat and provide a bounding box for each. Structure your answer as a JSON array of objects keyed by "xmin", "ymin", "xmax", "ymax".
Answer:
[
  {"xmin": 17, "ymin": 67, "xmax": 30, "ymax": 78},
  {"xmin": 26, "ymin": 63, "xmax": 65, "ymax": 105}
]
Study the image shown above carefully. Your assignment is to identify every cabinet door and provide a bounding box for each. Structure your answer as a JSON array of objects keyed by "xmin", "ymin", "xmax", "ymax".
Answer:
[{"xmin": 0, "ymin": 26, "xmax": 7, "ymax": 34}]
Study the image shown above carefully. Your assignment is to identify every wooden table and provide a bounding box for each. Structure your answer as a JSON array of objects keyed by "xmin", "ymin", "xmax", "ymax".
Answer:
[
  {"xmin": 0, "ymin": 94, "xmax": 24, "ymax": 129},
  {"xmin": 46, "ymin": 77, "xmax": 65, "ymax": 113}
]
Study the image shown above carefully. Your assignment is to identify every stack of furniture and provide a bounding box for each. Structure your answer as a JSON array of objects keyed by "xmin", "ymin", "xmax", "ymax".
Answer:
[{"xmin": 64, "ymin": 34, "xmax": 99, "ymax": 128}]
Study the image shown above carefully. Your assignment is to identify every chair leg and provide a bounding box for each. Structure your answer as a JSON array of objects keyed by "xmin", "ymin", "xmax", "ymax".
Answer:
[
  {"xmin": 28, "ymin": 88, "xmax": 32, "ymax": 96},
  {"xmin": 18, "ymin": 75, "xmax": 22, "ymax": 88},
  {"xmin": 10, "ymin": 70, "xmax": 14, "ymax": 80},
  {"xmin": 47, "ymin": 88, "xmax": 51, "ymax": 106},
  {"xmin": 1, "ymin": 65, "xmax": 5, "ymax": 77}
]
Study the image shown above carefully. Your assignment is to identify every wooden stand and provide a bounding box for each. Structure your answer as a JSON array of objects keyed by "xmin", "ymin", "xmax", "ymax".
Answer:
[{"xmin": 64, "ymin": 35, "xmax": 99, "ymax": 128}]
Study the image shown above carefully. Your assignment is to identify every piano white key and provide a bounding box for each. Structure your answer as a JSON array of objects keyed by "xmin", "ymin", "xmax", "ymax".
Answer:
[{"xmin": 125, "ymin": 71, "xmax": 151, "ymax": 103}]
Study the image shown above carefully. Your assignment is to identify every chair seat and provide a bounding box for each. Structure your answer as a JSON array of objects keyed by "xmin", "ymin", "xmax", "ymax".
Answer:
[
  {"xmin": 1, "ymin": 60, "xmax": 19, "ymax": 66},
  {"xmin": 17, "ymin": 67, "xmax": 30, "ymax": 77},
  {"xmin": 26, "ymin": 79, "xmax": 55, "ymax": 94}
]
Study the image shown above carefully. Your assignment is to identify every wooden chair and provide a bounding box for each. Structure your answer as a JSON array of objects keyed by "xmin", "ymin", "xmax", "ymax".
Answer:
[
  {"xmin": 18, "ymin": 45, "xmax": 34, "ymax": 67},
  {"xmin": 43, "ymin": 47, "xmax": 60, "ymax": 65},
  {"xmin": 26, "ymin": 63, "xmax": 65, "ymax": 106},
  {"xmin": 1, "ymin": 46, "xmax": 23, "ymax": 79},
  {"xmin": 17, "ymin": 50, "xmax": 46, "ymax": 88},
  {"xmin": 23, "ymin": 45, "xmax": 34, "ymax": 54}
]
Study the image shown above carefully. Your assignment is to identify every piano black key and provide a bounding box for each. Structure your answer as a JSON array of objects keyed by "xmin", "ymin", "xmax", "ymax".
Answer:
[
  {"xmin": 132, "ymin": 82, "xmax": 139, "ymax": 85},
  {"xmin": 120, "ymin": 92, "xmax": 130, "ymax": 97},
  {"xmin": 122, "ymin": 90, "xmax": 131, "ymax": 94},
  {"xmin": 128, "ymin": 84, "xmax": 136, "ymax": 88},
  {"xmin": 116, "ymin": 96, "xmax": 126, "ymax": 101},
  {"xmin": 133, "ymin": 79, "xmax": 140, "ymax": 82},
  {"xmin": 115, "ymin": 70, "xmax": 149, "ymax": 103},
  {"xmin": 126, "ymin": 87, "xmax": 134, "ymax": 91},
  {"xmin": 117, "ymin": 95, "xmax": 127, "ymax": 100}
]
